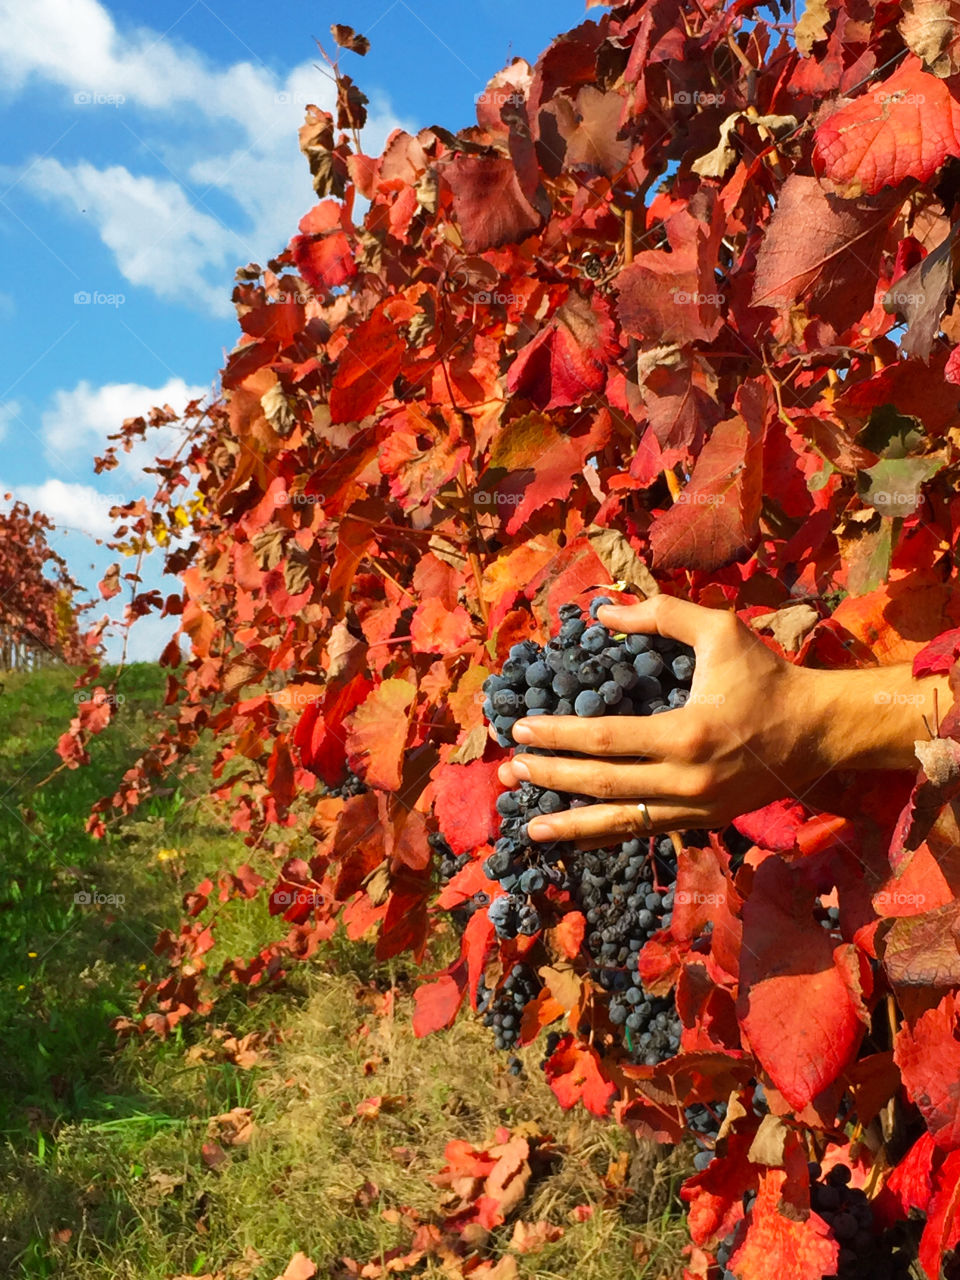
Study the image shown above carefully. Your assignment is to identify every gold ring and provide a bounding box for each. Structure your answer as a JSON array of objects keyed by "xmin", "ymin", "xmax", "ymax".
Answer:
[{"xmin": 636, "ymin": 801, "xmax": 653, "ymax": 832}]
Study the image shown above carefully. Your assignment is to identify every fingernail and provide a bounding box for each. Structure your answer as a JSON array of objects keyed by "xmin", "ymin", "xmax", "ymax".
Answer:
[
  {"xmin": 597, "ymin": 604, "xmax": 626, "ymax": 616},
  {"xmin": 527, "ymin": 819, "xmax": 555, "ymax": 840},
  {"xmin": 511, "ymin": 759, "xmax": 530, "ymax": 779},
  {"xmin": 512, "ymin": 721, "xmax": 533, "ymax": 742}
]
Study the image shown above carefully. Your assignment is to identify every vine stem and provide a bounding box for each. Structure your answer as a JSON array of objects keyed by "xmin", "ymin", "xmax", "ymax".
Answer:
[
  {"xmin": 437, "ymin": 342, "xmax": 490, "ymax": 630},
  {"xmin": 370, "ymin": 557, "xmax": 416, "ymax": 603},
  {"xmin": 456, "ymin": 465, "xmax": 490, "ymax": 629}
]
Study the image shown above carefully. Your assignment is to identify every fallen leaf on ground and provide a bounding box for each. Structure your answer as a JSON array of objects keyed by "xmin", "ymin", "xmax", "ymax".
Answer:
[
  {"xmin": 207, "ymin": 1107, "xmax": 256, "ymax": 1146},
  {"xmin": 508, "ymin": 1219, "xmax": 565, "ymax": 1252},
  {"xmin": 201, "ymin": 1141, "xmax": 228, "ymax": 1170},
  {"xmin": 274, "ymin": 1253, "xmax": 317, "ymax": 1280}
]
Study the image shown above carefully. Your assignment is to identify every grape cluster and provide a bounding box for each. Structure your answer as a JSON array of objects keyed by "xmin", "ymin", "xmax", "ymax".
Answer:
[
  {"xmin": 327, "ymin": 768, "xmax": 366, "ymax": 799},
  {"xmin": 816, "ymin": 898, "xmax": 841, "ymax": 935},
  {"xmin": 476, "ymin": 599, "xmax": 703, "ymax": 1066},
  {"xmin": 476, "ymin": 964, "xmax": 540, "ymax": 1051},
  {"xmin": 481, "ymin": 599, "xmax": 697, "ymax": 748},
  {"xmin": 430, "ymin": 831, "xmax": 490, "ymax": 922},
  {"xmin": 686, "ymin": 1101, "xmax": 728, "ymax": 1171},
  {"xmin": 579, "ymin": 834, "xmax": 683, "ymax": 1063},
  {"xmin": 811, "ymin": 1164, "xmax": 915, "ymax": 1280},
  {"xmin": 714, "ymin": 1165, "xmax": 916, "ymax": 1280}
]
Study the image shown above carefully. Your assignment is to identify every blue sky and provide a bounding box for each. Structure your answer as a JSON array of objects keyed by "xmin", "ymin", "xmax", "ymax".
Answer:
[{"xmin": 0, "ymin": 0, "xmax": 586, "ymax": 659}]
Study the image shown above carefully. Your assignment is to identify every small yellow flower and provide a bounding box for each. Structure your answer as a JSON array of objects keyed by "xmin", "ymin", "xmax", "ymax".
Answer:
[
  {"xmin": 27, "ymin": 951, "xmax": 37, "ymax": 958},
  {"xmin": 17, "ymin": 984, "xmax": 25, "ymax": 991},
  {"xmin": 156, "ymin": 848, "xmax": 178, "ymax": 862},
  {"xmin": 138, "ymin": 964, "xmax": 147, "ymax": 971}
]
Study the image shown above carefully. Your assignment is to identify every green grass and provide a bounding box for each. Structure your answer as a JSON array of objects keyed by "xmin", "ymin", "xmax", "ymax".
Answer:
[{"xmin": 0, "ymin": 663, "xmax": 693, "ymax": 1279}]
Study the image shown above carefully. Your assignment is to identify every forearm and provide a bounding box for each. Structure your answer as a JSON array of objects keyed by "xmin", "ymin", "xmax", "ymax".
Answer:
[{"xmin": 808, "ymin": 664, "xmax": 954, "ymax": 773}]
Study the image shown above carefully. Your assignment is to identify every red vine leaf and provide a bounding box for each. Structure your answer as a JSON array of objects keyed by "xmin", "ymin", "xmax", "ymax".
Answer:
[
  {"xmin": 543, "ymin": 1037, "xmax": 617, "ymax": 1116},
  {"xmin": 894, "ymin": 990, "xmax": 960, "ymax": 1148},
  {"xmin": 440, "ymin": 154, "xmax": 544, "ymax": 252},
  {"xmin": 412, "ymin": 971, "xmax": 465, "ymax": 1037},
  {"xmin": 738, "ymin": 857, "xmax": 866, "ymax": 1109},
  {"xmin": 813, "ymin": 56, "xmax": 960, "ymax": 195},
  {"xmin": 345, "ymin": 679, "xmax": 416, "ymax": 792},
  {"xmin": 506, "ymin": 290, "xmax": 617, "ymax": 410},
  {"xmin": 649, "ymin": 411, "xmax": 763, "ymax": 571}
]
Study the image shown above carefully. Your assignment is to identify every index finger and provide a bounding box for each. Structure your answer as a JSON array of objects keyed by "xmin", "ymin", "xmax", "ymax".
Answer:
[
  {"xmin": 512, "ymin": 710, "xmax": 687, "ymax": 757},
  {"xmin": 596, "ymin": 594, "xmax": 732, "ymax": 647}
]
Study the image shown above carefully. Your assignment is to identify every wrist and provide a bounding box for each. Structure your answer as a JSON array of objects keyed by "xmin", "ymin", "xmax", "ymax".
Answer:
[{"xmin": 806, "ymin": 664, "xmax": 952, "ymax": 773}]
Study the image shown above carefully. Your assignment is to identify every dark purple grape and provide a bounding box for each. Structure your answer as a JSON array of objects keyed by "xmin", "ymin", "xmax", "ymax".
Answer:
[{"xmin": 575, "ymin": 690, "xmax": 605, "ymax": 717}]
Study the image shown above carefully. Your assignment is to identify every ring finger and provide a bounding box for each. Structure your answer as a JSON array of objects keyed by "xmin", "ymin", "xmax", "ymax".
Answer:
[{"xmin": 526, "ymin": 800, "xmax": 716, "ymax": 844}]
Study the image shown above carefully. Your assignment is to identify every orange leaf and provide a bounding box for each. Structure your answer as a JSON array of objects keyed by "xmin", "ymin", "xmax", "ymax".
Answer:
[
  {"xmin": 729, "ymin": 1166, "xmax": 838, "ymax": 1280},
  {"xmin": 548, "ymin": 911, "xmax": 586, "ymax": 960},
  {"xmin": 813, "ymin": 56, "xmax": 960, "ymax": 196},
  {"xmin": 275, "ymin": 1253, "xmax": 318, "ymax": 1280},
  {"xmin": 345, "ymin": 679, "xmax": 416, "ymax": 791}
]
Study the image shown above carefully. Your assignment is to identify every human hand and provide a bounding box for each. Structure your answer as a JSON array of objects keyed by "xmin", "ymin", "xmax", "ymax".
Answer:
[{"xmin": 495, "ymin": 595, "xmax": 839, "ymax": 845}]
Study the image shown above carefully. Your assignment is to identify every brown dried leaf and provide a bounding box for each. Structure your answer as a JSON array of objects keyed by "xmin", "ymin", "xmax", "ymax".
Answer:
[
  {"xmin": 585, "ymin": 525, "xmax": 659, "ymax": 597},
  {"xmin": 746, "ymin": 1113, "xmax": 790, "ymax": 1165},
  {"xmin": 900, "ymin": 0, "xmax": 960, "ymax": 76},
  {"xmin": 508, "ymin": 1219, "xmax": 565, "ymax": 1253},
  {"xmin": 750, "ymin": 603, "xmax": 820, "ymax": 652},
  {"xmin": 331, "ymin": 24, "xmax": 370, "ymax": 55}
]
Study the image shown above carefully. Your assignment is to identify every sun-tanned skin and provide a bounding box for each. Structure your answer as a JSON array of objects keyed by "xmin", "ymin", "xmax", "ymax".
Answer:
[{"xmin": 495, "ymin": 597, "xmax": 953, "ymax": 846}]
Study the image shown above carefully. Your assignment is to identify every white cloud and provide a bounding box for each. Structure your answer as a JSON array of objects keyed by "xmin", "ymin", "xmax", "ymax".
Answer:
[
  {"xmin": 7, "ymin": 477, "xmax": 125, "ymax": 538},
  {"xmin": 0, "ymin": 0, "xmax": 282, "ymax": 115},
  {"xmin": 1, "ymin": 0, "xmax": 411, "ymax": 312},
  {"xmin": 28, "ymin": 161, "xmax": 239, "ymax": 315},
  {"xmin": 41, "ymin": 377, "xmax": 209, "ymax": 485}
]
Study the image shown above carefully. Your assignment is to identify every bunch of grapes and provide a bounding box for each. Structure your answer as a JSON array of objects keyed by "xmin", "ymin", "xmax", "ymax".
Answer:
[
  {"xmin": 476, "ymin": 964, "xmax": 540, "ymax": 1051},
  {"xmin": 482, "ymin": 598, "xmax": 697, "ymax": 747},
  {"xmin": 474, "ymin": 597, "xmax": 703, "ymax": 1065},
  {"xmin": 686, "ymin": 1101, "xmax": 729, "ymax": 1170},
  {"xmin": 430, "ymin": 830, "xmax": 490, "ymax": 923},
  {"xmin": 714, "ymin": 1165, "xmax": 917, "ymax": 1280},
  {"xmin": 327, "ymin": 768, "xmax": 366, "ymax": 799},
  {"xmin": 811, "ymin": 1165, "xmax": 916, "ymax": 1280}
]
